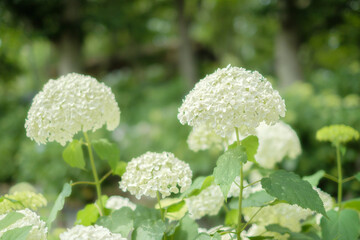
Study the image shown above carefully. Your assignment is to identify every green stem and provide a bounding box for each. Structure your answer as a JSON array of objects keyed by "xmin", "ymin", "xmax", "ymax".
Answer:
[
  {"xmin": 235, "ymin": 127, "xmax": 244, "ymax": 240},
  {"xmin": 343, "ymin": 176, "xmax": 355, "ymax": 183},
  {"xmin": 156, "ymin": 191, "xmax": 167, "ymax": 240},
  {"xmin": 336, "ymin": 145, "xmax": 342, "ymax": 211},
  {"xmin": 244, "ymin": 180, "xmax": 261, "ymax": 189},
  {"xmin": 100, "ymin": 170, "xmax": 113, "ymax": 184},
  {"xmin": 83, "ymin": 131, "xmax": 104, "ymax": 215},
  {"xmin": 324, "ymin": 173, "xmax": 338, "ymax": 183},
  {"xmin": 240, "ymin": 206, "xmax": 264, "ymax": 232},
  {"xmin": 71, "ymin": 181, "xmax": 96, "ymax": 186}
]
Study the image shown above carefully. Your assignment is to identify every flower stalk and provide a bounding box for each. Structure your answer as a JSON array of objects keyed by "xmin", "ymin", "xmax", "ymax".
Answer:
[
  {"xmin": 335, "ymin": 144, "xmax": 342, "ymax": 211},
  {"xmin": 83, "ymin": 131, "xmax": 104, "ymax": 215},
  {"xmin": 235, "ymin": 127, "xmax": 244, "ymax": 240}
]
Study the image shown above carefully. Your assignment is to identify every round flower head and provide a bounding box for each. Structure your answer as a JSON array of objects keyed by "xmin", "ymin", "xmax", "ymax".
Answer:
[
  {"xmin": 187, "ymin": 125, "xmax": 227, "ymax": 151},
  {"xmin": 178, "ymin": 65, "xmax": 286, "ymax": 138},
  {"xmin": 0, "ymin": 209, "xmax": 47, "ymax": 240},
  {"xmin": 105, "ymin": 196, "xmax": 136, "ymax": 211},
  {"xmin": 185, "ymin": 184, "xmax": 224, "ymax": 220},
  {"xmin": 119, "ymin": 152, "xmax": 192, "ymax": 199},
  {"xmin": 25, "ymin": 73, "xmax": 120, "ymax": 146},
  {"xmin": 316, "ymin": 124, "xmax": 359, "ymax": 145},
  {"xmin": 59, "ymin": 225, "xmax": 126, "ymax": 240},
  {"xmin": 0, "ymin": 191, "xmax": 47, "ymax": 214},
  {"xmin": 254, "ymin": 121, "xmax": 301, "ymax": 168}
]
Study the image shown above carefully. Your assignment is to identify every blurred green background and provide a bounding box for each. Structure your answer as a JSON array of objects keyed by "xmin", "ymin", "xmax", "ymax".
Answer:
[{"xmin": 0, "ymin": 0, "xmax": 359, "ymax": 212}]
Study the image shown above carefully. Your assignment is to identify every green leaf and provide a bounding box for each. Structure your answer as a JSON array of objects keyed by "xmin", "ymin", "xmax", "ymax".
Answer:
[
  {"xmin": 62, "ymin": 139, "xmax": 85, "ymax": 169},
  {"xmin": 132, "ymin": 219, "xmax": 166, "ymax": 240},
  {"xmin": 75, "ymin": 203, "xmax": 99, "ymax": 226},
  {"xmin": 194, "ymin": 233, "xmax": 221, "ymax": 240},
  {"xmin": 248, "ymin": 237, "xmax": 275, "ymax": 240},
  {"xmin": 225, "ymin": 209, "xmax": 238, "ymax": 226},
  {"xmin": 47, "ymin": 182, "xmax": 72, "ymax": 230},
  {"xmin": 241, "ymin": 135, "xmax": 259, "ymax": 163},
  {"xmin": 113, "ymin": 161, "xmax": 127, "ymax": 177},
  {"xmin": 134, "ymin": 205, "xmax": 160, "ymax": 228},
  {"xmin": 181, "ymin": 176, "xmax": 214, "ymax": 198},
  {"xmin": 0, "ymin": 212, "xmax": 24, "ymax": 230},
  {"xmin": 266, "ymin": 224, "xmax": 314, "ymax": 240},
  {"xmin": 166, "ymin": 201, "xmax": 188, "ymax": 221},
  {"xmin": 261, "ymin": 170, "xmax": 327, "ymax": 216},
  {"xmin": 321, "ymin": 209, "xmax": 360, "ymax": 240},
  {"xmin": 213, "ymin": 146, "xmax": 246, "ymax": 199},
  {"xmin": 0, "ymin": 226, "xmax": 32, "ymax": 240},
  {"xmin": 92, "ymin": 139, "xmax": 120, "ymax": 171},
  {"xmin": 173, "ymin": 215, "xmax": 199, "ymax": 240},
  {"xmin": 230, "ymin": 191, "xmax": 276, "ymax": 209},
  {"xmin": 97, "ymin": 207, "xmax": 134, "ymax": 237},
  {"xmin": 303, "ymin": 170, "xmax": 325, "ymax": 186},
  {"xmin": 343, "ymin": 198, "xmax": 360, "ymax": 212},
  {"xmin": 355, "ymin": 172, "xmax": 360, "ymax": 182}
]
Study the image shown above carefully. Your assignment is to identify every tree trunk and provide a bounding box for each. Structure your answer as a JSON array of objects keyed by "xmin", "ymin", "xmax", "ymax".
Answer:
[
  {"xmin": 175, "ymin": 0, "xmax": 197, "ymax": 87},
  {"xmin": 57, "ymin": 0, "xmax": 83, "ymax": 75},
  {"xmin": 275, "ymin": 0, "xmax": 303, "ymax": 87}
]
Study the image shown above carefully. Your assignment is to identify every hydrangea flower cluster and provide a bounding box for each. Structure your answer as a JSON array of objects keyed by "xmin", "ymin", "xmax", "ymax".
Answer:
[
  {"xmin": 59, "ymin": 225, "xmax": 126, "ymax": 240},
  {"xmin": 199, "ymin": 225, "xmax": 250, "ymax": 240},
  {"xmin": 25, "ymin": 73, "xmax": 121, "ymax": 146},
  {"xmin": 0, "ymin": 191, "xmax": 47, "ymax": 214},
  {"xmin": 254, "ymin": 121, "xmax": 301, "ymax": 168},
  {"xmin": 0, "ymin": 209, "xmax": 47, "ymax": 240},
  {"xmin": 119, "ymin": 152, "xmax": 192, "ymax": 199},
  {"xmin": 187, "ymin": 124, "xmax": 227, "ymax": 152},
  {"xmin": 105, "ymin": 196, "xmax": 136, "ymax": 211},
  {"xmin": 316, "ymin": 124, "xmax": 359, "ymax": 145},
  {"xmin": 185, "ymin": 184, "xmax": 224, "ymax": 220},
  {"xmin": 178, "ymin": 65, "xmax": 286, "ymax": 138}
]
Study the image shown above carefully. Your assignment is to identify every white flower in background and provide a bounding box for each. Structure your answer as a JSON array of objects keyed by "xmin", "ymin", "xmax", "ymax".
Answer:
[
  {"xmin": 25, "ymin": 73, "xmax": 120, "ymax": 146},
  {"xmin": 105, "ymin": 196, "xmax": 136, "ymax": 211},
  {"xmin": 247, "ymin": 224, "xmax": 289, "ymax": 240},
  {"xmin": 59, "ymin": 225, "xmax": 126, "ymax": 240},
  {"xmin": 0, "ymin": 191, "xmax": 47, "ymax": 214},
  {"xmin": 185, "ymin": 184, "xmax": 224, "ymax": 220},
  {"xmin": 178, "ymin": 65, "xmax": 286, "ymax": 138},
  {"xmin": 0, "ymin": 209, "xmax": 47, "ymax": 240},
  {"xmin": 119, "ymin": 152, "xmax": 192, "ymax": 199},
  {"xmin": 187, "ymin": 125, "xmax": 227, "ymax": 152},
  {"xmin": 255, "ymin": 121, "xmax": 301, "ymax": 168}
]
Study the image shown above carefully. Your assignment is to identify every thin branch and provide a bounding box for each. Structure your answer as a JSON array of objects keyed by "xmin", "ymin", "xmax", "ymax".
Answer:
[
  {"xmin": 99, "ymin": 170, "xmax": 113, "ymax": 184},
  {"xmin": 343, "ymin": 176, "xmax": 355, "ymax": 183},
  {"xmin": 244, "ymin": 180, "xmax": 261, "ymax": 189},
  {"xmin": 71, "ymin": 181, "xmax": 96, "ymax": 186},
  {"xmin": 324, "ymin": 173, "xmax": 338, "ymax": 183}
]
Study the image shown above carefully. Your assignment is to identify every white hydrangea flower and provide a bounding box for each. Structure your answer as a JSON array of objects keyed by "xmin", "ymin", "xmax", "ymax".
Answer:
[
  {"xmin": 178, "ymin": 65, "xmax": 286, "ymax": 138},
  {"xmin": 185, "ymin": 184, "xmax": 224, "ymax": 220},
  {"xmin": 187, "ymin": 125, "xmax": 228, "ymax": 152},
  {"xmin": 59, "ymin": 225, "xmax": 126, "ymax": 240},
  {"xmin": 25, "ymin": 73, "xmax": 120, "ymax": 146},
  {"xmin": 247, "ymin": 224, "xmax": 288, "ymax": 240},
  {"xmin": 119, "ymin": 152, "xmax": 192, "ymax": 199},
  {"xmin": 105, "ymin": 196, "xmax": 136, "ymax": 211},
  {"xmin": 0, "ymin": 209, "xmax": 47, "ymax": 240},
  {"xmin": 255, "ymin": 121, "xmax": 301, "ymax": 168}
]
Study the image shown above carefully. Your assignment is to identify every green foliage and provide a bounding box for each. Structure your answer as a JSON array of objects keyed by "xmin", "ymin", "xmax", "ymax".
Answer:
[
  {"xmin": 113, "ymin": 161, "xmax": 127, "ymax": 177},
  {"xmin": 0, "ymin": 212, "xmax": 24, "ymax": 230},
  {"xmin": 241, "ymin": 135, "xmax": 259, "ymax": 163},
  {"xmin": 181, "ymin": 175, "xmax": 214, "ymax": 198},
  {"xmin": 133, "ymin": 205, "xmax": 160, "ymax": 228},
  {"xmin": 62, "ymin": 140, "xmax": 85, "ymax": 170},
  {"xmin": 265, "ymin": 224, "xmax": 315, "ymax": 240},
  {"xmin": 173, "ymin": 215, "xmax": 199, "ymax": 240},
  {"xmin": 261, "ymin": 170, "xmax": 327, "ymax": 216},
  {"xmin": 343, "ymin": 198, "xmax": 360, "ymax": 212},
  {"xmin": 355, "ymin": 172, "xmax": 360, "ymax": 182},
  {"xmin": 225, "ymin": 209, "xmax": 238, "ymax": 226},
  {"xmin": 303, "ymin": 170, "xmax": 325, "ymax": 186},
  {"xmin": 92, "ymin": 139, "xmax": 120, "ymax": 171},
  {"xmin": 320, "ymin": 209, "xmax": 360, "ymax": 240},
  {"xmin": 75, "ymin": 203, "xmax": 99, "ymax": 226},
  {"xmin": 132, "ymin": 219, "xmax": 166, "ymax": 240},
  {"xmin": 230, "ymin": 191, "xmax": 275, "ymax": 209},
  {"xmin": 165, "ymin": 201, "xmax": 187, "ymax": 221},
  {"xmin": 213, "ymin": 146, "xmax": 246, "ymax": 199},
  {"xmin": 194, "ymin": 233, "xmax": 221, "ymax": 240},
  {"xmin": 97, "ymin": 207, "xmax": 134, "ymax": 237},
  {"xmin": 47, "ymin": 183, "xmax": 72, "ymax": 230},
  {"xmin": 0, "ymin": 226, "xmax": 31, "ymax": 240},
  {"xmin": 0, "ymin": 191, "xmax": 47, "ymax": 214}
]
